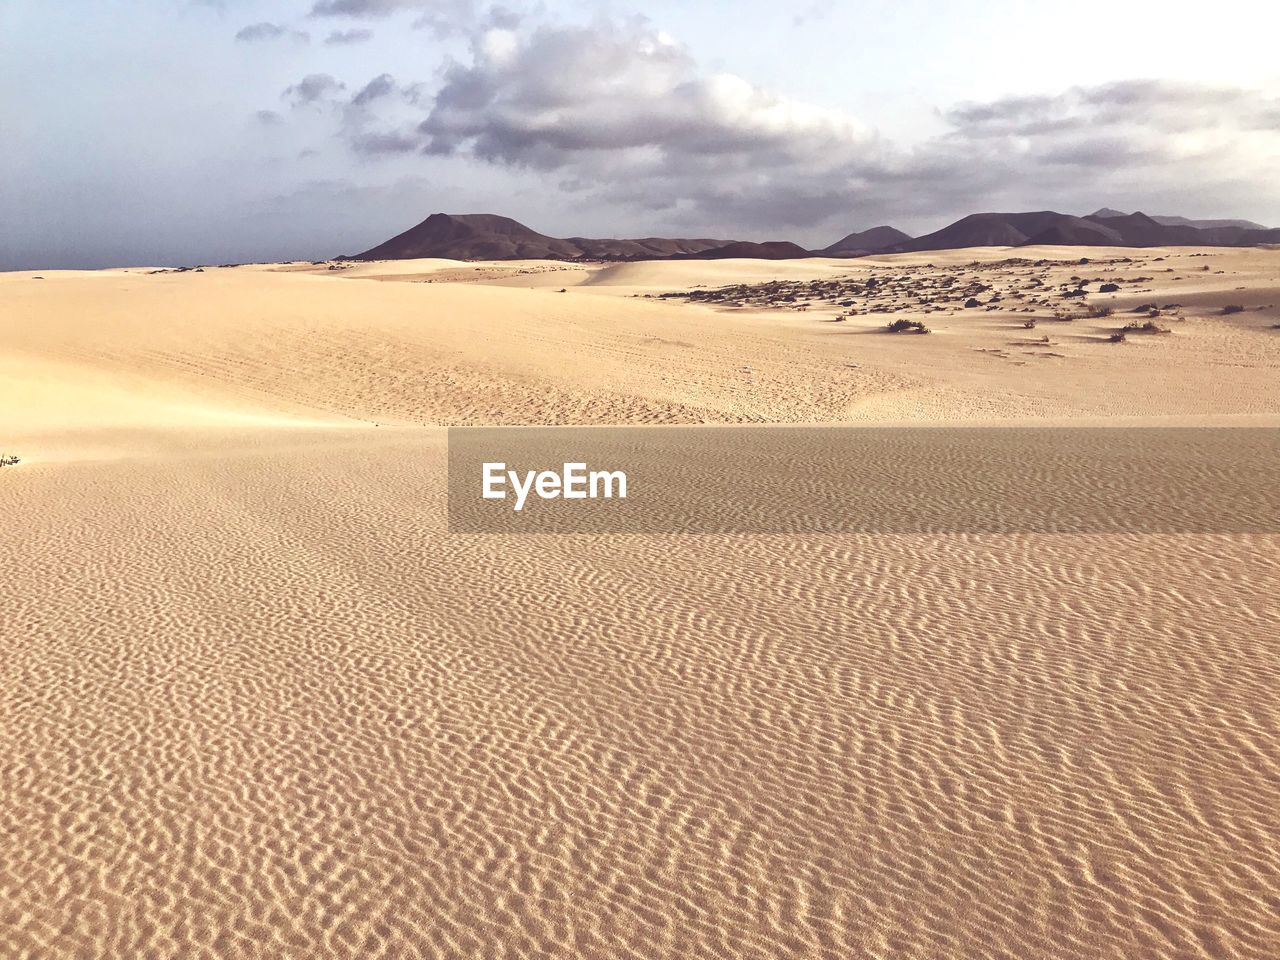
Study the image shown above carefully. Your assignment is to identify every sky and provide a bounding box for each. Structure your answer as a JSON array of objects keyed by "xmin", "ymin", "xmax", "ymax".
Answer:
[{"xmin": 3, "ymin": 0, "xmax": 1279, "ymax": 268}]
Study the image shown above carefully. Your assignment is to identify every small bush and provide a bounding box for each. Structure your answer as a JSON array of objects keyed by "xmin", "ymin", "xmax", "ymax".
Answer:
[
  {"xmin": 0, "ymin": 454, "xmax": 19, "ymax": 467},
  {"xmin": 1099, "ymin": 282, "xmax": 1120, "ymax": 293},
  {"xmin": 1222, "ymin": 304, "xmax": 1246, "ymax": 315},
  {"xmin": 1022, "ymin": 318, "xmax": 1038, "ymax": 329},
  {"xmin": 964, "ymin": 298, "xmax": 981, "ymax": 308},
  {"xmin": 1123, "ymin": 320, "xmax": 1169, "ymax": 334},
  {"xmin": 886, "ymin": 318, "xmax": 931, "ymax": 334},
  {"xmin": 1087, "ymin": 305, "xmax": 1114, "ymax": 319},
  {"xmin": 1107, "ymin": 332, "xmax": 1127, "ymax": 343}
]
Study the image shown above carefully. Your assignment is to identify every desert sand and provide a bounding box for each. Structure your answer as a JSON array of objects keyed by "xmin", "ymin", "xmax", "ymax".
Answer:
[{"xmin": 2, "ymin": 247, "xmax": 1279, "ymax": 959}]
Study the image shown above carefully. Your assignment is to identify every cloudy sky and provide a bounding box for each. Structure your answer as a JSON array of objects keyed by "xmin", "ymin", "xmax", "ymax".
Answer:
[{"xmin": 3, "ymin": 0, "xmax": 1279, "ymax": 268}]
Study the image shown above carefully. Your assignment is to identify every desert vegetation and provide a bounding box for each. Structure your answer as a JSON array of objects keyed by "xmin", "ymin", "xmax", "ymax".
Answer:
[
  {"xmin": 886, "ymin": 318, "xmax": 930, "ymax": 334},
  {"xmin": 0, "ymin": 454, "xmax": 19, "ymax": 467},
  {"xmin": 659, "ymin": 255, "xmax": 1148, "ymax": 321},
  {"xmin": 1122, "ymin": 319, "xmax": 1170, "ymax": 334}
]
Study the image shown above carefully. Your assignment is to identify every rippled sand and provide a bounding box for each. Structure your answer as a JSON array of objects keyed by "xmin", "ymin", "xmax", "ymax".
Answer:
[{"xmin": 3, "ymin": 248, "xmax": 1279, "ymax": 958}]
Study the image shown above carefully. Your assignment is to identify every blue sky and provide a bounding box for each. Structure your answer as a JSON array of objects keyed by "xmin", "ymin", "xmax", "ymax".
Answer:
[{"xmin": 3, "ymin": 0, "xmax": 1278, "ymax": 267}]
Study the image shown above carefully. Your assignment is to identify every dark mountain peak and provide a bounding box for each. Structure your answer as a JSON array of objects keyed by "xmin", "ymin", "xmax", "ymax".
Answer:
[
  {"xmin": 823, "ymin": 226, "xmax": 912, "ymax": 255},
  {"xmin": 421, "ymin": 212, "xmax": 540, "ymax": 234},
  {"xmin": 889, "ymin": 211, "xmax": 1067, "ymax": 253},
  {"xmin": 1103, "ymin": 210, "xmax": 1161, "ymax": 226},
  {"xmin": 346, "ymin": 213, "xmax": 727, "ymax": 261}
]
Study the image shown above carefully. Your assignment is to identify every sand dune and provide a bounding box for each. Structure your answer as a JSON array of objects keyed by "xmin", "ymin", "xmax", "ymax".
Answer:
[
  {"xmin": 582, "ymin": 257, "xmax": 855, "ymax": 290},
  {"xmin": 3, "ymin": 247, "xmax": 1279, "ymax": 959}
]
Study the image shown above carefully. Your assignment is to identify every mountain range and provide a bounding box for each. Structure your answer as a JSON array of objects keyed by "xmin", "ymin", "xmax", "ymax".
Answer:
[
  {"xmin": 344, "ymin": 210, "xmax": 1280, "ymax": 262},
  {"xmin": 1090, "ymin": 208, "xmax": 1266, "ymax": 230}
]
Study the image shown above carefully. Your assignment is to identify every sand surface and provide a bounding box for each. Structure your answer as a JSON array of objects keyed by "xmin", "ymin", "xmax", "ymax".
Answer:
[{"xmin": 3, "ymin": 247, "xmax": 1279, "ymax": 958}]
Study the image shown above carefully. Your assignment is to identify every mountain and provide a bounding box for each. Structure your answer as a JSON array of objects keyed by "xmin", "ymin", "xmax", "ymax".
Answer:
[
  {"xmin": 1090, "ymin": 208, "xmax": 1266, "ymax": 231},
  {"xmin": 891, "ymin": 212, "xmax": 1075, "ymax": 252},
  {"xmin": 1084, "ymin": 211, "xmax": 1200, "ymax": 245},
  {"xmin": 1083, "ymin": 212, "xmax": 1280, "ymax": 247},
  {"xmin": 1154, "ymin": 215, "xmax": 1267, "ymax": 230},
  {"xmin": 890, "ymin": 210, "xmax": 1280, "ymax": 253},
  {"xmin": 822, "ymin": 226, "xmax": 912, "ymax": 256},
  {"xmin": 346, "ymin": 213, "xmax": 727, "ymax": 261}
]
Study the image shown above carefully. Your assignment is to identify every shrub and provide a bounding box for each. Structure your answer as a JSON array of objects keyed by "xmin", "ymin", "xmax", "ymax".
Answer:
[
  {"xmin": 964, "ymin": 298, "xmax": 981, "ymax": 308},
  {"xmin": 1022, "ymin": 318, "xmax": 1038, "ymax": 329},
  {"xmin": 1222, "ymin": 304, "xmax": 1246, "ymax": 315},
  {"xmin": 1087, "ymin": 305, "xmax": 1114, "ymax": 319},
  {"xmin": 1107, "ymin": 332, "xmax": 1127, "ymax": 343},
  {"xmin": 1123, "ymin": 320, "xmax": 1169, "ymax": 334},
  {"xmin": 1099, "ymin": 282, "xmax": 1120, "ymax": 293},
  {"xmin": 886, "ymin": 318, "xmax": 930, "ymax": 334},
  {"xmin": 0, "ymin": 454, "xmax": 18, "ymax": 467}
]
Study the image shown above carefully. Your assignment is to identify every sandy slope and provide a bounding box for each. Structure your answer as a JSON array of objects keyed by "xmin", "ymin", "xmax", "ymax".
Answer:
[{"xmin": 2, "ymin": 247, "xmax": 1279, "ymax": 959}]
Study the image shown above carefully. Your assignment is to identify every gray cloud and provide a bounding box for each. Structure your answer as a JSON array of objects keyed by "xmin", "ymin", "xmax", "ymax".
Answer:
[
  {"xmin": 346, "ymin": 74, "xmax": 425, "ymax": 117},
  {"xmin": 946, "ymin": 81, "xmax": 1278, "ymax": 139},
  {"xmin": 283, "ymin": 73, "xmax": 347, "ymax": 108},
  {"xmin": 352, "ymin": 73, "xmax": 399, "ymax": 107},
  {"xmin": 308, "ymin": 0, "xmax": 500, "ymax": 38},
  {"xmin": 791, "ymin": 1, "xmax": 835, "ymax": 27},
  {"xmin": 309, "ymin": 0, "xmax": 415, "ymax": 14},
  {"xmin": 309, "ymin": 0, "xmax": 474, "ymax": 21},
  {"xmin": 325, "ymin": 28, "xmax": 374, "ymax": 45},
  {"xmin": 255, "ymin": 109, "xmax": 285, "ymax": 125},
  {"xmin": 938, "ymin": 81, "xmax": 1280, "ymax": 175},
  {"xmin": 352, "ymin": 130, "xmax": 422, "ymax": 154},
  {"xmin": 235, "ymin": 21, "xmax": 309, "ymax": 43}
]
